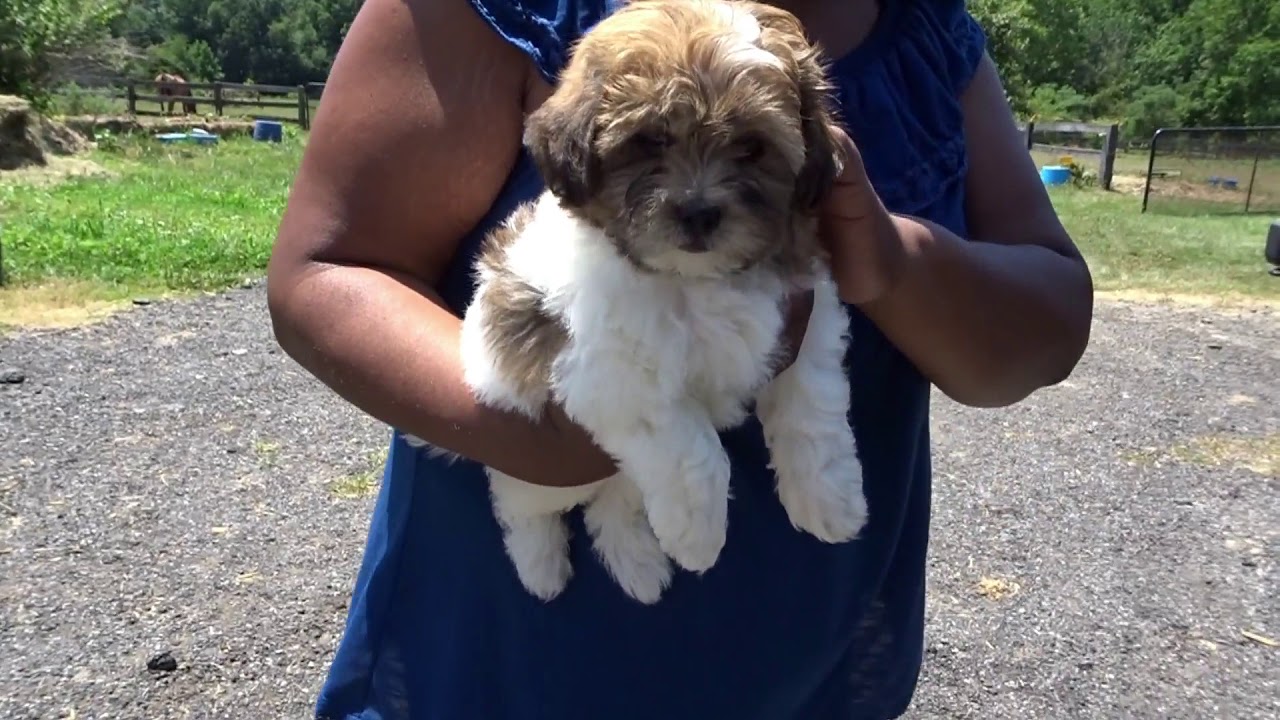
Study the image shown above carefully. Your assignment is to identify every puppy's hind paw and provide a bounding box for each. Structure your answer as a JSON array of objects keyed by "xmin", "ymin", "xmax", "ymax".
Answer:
[
  {"xmin": 596, "ymin": 531, "xmax": 673, "ymax": 605},
  {"xmin": 777, "ymin": 453, "xmax": 868, "ymax": 544}
]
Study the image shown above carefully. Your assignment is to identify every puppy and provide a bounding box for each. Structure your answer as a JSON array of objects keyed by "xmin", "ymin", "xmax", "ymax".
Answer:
[{"xmin": 408, "ymin": 0, "xmax": 867, "ymax": 604}]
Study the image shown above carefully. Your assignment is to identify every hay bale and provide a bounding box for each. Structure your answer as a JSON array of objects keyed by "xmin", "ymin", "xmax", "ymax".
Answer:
[
  {"xmin": 0, "ymin": 95, "xmax": 92, "ymax": 171},
  {"xmin": 0, "ymin": 95, "xmax": 47, "ymax": 170}
]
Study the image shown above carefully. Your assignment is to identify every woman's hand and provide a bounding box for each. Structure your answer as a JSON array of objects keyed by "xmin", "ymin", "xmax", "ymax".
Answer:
[{"xmin": 819, "ymin": 128, "xmax": 910, "ymax": 306}]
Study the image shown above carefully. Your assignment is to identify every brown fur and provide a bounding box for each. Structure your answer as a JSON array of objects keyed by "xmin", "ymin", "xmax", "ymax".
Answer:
[
  {"xmin": 154, "ymin": 73, "xmax": 197, "ymax": 115},
  {"xmin": 523, "ymin": 0, "xmax": 845, "ymax": 278},
  {"xmin": 475, "ymin": 202, "xmax": 568, "ymax": 404}
]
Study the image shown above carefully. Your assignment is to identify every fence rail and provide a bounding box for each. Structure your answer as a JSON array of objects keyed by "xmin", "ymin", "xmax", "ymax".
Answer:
[
  {"xmin": 1017, "ymin": 120, "xmax": 1121, "ymax": 191},
  {"xmin": 120, "ymin": 80, "xmax": 319, "ymax": 129},
  {"xmin": 1140, "ymin": 126, "xmax": 1280, "ymax": 215}
]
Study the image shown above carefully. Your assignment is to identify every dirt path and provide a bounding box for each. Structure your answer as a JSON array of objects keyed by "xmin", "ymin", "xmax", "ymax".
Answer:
[{"xmin": 1, "ymin": 285, "xmax": 1276, "ymax": 719}]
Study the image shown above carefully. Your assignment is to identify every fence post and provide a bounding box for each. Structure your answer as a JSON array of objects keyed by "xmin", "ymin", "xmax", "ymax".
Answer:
[
  {"xmin": 1141, "ymin": 129, "xmax": 1163, "ymax": 213},
  {"xmin": 126, "ymin": 83, "xmax": 137, "ymax": 115},
  {"xmin": 1024, "ymin": 120, "xmax": 1035, "ymax": 151},
  {"xmin": 297, "ymin": 85, "xmax": 309, "ymax": 130},
  {"xmin": 1244, "ymin": 149, "xmax": 1261, "ymax": 214},
  {"xmin": 1099, "ymin": 123, "xmax": 1119, "ymax": 191},
  {"xmin": 213, "ymin": 82, "xmax": 224, "ymax": 116}
]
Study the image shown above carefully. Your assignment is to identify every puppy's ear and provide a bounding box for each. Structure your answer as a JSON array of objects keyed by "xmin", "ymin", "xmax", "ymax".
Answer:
[
  {"xmin": 748, "ymin": 4, "xmax": 846, "ymax": 211},
  {"xmin": 792, "ymin": 45, "xmax": 845, "ymax": 212},
  {"xmin": 524, "ymin": 68, "xmax": 604, "ymax": 208}
]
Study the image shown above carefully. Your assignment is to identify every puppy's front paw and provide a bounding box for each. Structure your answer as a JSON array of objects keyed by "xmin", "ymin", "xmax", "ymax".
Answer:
[
  {"xmin": 646, "ymin": 450, "xmax": 731, "ymax": 574},
  {"xmin": 775, "ymin": 442, "xmax": 868, "ymax": 544},
  {"xmin": 584, "ymin": 485, "xmax": 673, "ymax": 604},
  {"xmin": 503, "ymin": 515, "xmax": 574, "ymax": 602}
]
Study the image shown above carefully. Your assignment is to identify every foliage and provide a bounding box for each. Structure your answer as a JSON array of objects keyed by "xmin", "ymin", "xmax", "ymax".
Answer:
[
  {"xmin": 1026, "ymin": 85, "xmax": 1090, "ymax": 122},
  {"xmin": 116, "ymin": 0, "xmax": 359, "ymax": 86},
  {"xmin": 1122, "ymin": 85, "xmax": 1189, "ymax": 141},
  {"xmin": 7, "ymin": 0, "xmax": 1280, "ymax": 136},
  {"xmin": 46, "ymin": 81, "xmax": 121, "ymax": 115},
  {"xmin": 144, "ymin": 35, "xmax": 221, "ymax": 81},
  {"xmin": 1054, "ymin": 155, "xmax": 1097, "ymax": 190},
  {"xmin": 970, "ymin": 0, "xmax": 1280, "ymax": 131},
  {"xmin": 0, "ymin": 0, "xmax": 122, "ymax": 105}
]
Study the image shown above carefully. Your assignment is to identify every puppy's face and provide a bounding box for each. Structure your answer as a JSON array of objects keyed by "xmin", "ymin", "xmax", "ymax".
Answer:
[{"xmin": 525, "ymin": 0, "xmax": 844, "ymax": 278}]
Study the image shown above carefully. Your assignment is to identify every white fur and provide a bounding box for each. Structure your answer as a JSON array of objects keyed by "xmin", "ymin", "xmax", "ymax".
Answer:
[{"xmin": 408, "ymin": 191, "xmax": 867, "ymax": 604}]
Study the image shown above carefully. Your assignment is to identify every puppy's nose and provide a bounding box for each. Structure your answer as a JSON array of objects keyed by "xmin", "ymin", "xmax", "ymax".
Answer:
[{"xmin": 674, "ymin": 199, "xmax": 723, "ymax": 242}]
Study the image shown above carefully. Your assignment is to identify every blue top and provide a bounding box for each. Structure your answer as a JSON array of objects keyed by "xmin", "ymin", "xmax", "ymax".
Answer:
[{"xmin": 316, "ymin": 1, "xmax": 986, "ymax": 718}]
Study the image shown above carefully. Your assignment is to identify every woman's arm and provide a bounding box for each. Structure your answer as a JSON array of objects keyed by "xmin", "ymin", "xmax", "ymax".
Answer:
[
  {"xmin": 854, "ymin": 53, "xmax": 1094, "ymax": 408},
  {"xmin": 267, "ymin": 0, "xmax": 615, "ymax": 487}
]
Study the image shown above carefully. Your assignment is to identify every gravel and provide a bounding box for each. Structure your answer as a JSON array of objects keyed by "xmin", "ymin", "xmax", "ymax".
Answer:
[{"xmin": 1, "ymin": 285, "xmax": 1276, "ymax": 719}]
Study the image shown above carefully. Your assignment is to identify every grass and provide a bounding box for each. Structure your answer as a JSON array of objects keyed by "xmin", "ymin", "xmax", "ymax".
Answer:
[
  {"xmin": 1121, "ymin": 432, "xmax": 1278, "ymax": 477},
  {"xmin": 0, "ymin": 131, "xmax": 1276, "ymax": 332},
  {"xmin": 1046, "ymin": 187, "xmax": 1279, "ymax": 303},
  {"xmin": 328, "ymin": 450, "xmax": 389, "ymax": 500},
  {"xmin": 0, "ymin": 131, "xmax": 305, "ymax": 329},
  {"xmin": 1031, "ymin": 146, "xmax": 1280, "ymax": 216}
]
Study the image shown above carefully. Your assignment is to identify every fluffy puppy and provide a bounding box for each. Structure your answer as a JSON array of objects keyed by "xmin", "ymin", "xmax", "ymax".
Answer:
[{"xmin": 408, "ymin": 0, "xmax": 867, "ymax": 604}]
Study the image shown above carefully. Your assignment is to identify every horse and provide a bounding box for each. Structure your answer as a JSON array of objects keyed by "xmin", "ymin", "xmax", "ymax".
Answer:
[{"xmin": 154, "ymin": 73, "xmax": 197, "ymax": 115}]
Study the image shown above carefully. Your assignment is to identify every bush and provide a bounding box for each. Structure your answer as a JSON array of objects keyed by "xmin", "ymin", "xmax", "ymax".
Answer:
[
  {"xmin": 1123, "ymin": 85, "xmax": 1188, "ymax": 142},
  {"xmin": 46, "ymin": 82, "xmax": 119, "ymax": 116},
  {"xmin": 1026, "ymin": 84, "xmax": 1091, "ymax": 122},
  {"xmin": 145, "ymin": 35, "xmax": 221, "ymax": 82},
  {"xmin": 0, "ymin": 0, "xmax": 122, "ymax": 107}
]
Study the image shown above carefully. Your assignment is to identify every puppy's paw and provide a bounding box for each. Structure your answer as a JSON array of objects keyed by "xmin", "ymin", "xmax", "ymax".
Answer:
[
  {"xmin": 596, "ymin": 528, "xmax": 673, "ymax": 605},
  {"xmin": 646, "ymin": 451, "xmax": 731, "ymax": 574},
  {"xmin": 503, "ymin": 515, "xmax": 574, "ymax": 602},
  {"xmin": 775, "ymin": 442, "xmax": 868, "ymax": 544}
]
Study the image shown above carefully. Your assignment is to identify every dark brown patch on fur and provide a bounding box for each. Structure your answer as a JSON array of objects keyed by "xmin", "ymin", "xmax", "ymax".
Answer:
[
  {"xmin": 524, "ymin": 72, "xmax": 604, "ymax": 208},
  {"xmin": 475, "ymin": 202, "xmax": 569, "ymax": 404}
]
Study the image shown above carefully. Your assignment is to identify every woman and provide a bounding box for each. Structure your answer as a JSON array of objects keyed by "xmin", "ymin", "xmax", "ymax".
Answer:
[{"xmin": 267, "ymin": 0, "xmax": 1094, "ymax": 717}]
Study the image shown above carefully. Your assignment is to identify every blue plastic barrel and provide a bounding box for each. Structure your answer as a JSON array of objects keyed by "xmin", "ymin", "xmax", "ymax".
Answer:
[
  {"xmin": 252, "ymin": 120, "xmax": 284, "ymax": 143},
  {"xmin": 1040, "ymin": 165, "xmax": 1072, "ymax": 186}
]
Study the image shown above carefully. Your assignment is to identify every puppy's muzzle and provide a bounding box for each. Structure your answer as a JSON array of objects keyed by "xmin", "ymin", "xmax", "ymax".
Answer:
[{"xmin": 673, "ymin": 197, "xmax": 723, "ymax": 251}]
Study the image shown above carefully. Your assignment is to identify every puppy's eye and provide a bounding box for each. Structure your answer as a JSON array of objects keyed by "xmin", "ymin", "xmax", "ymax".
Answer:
[
  {"xmin": 736, "ymin": 136, "xmax": 767, "ymax": 162},
  {"xmin": 629, "ymin": 130, "xmax": 671, "ymax": 153}
]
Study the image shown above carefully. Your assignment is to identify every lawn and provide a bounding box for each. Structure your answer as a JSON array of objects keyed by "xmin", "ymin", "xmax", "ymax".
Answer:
[
  {"xmin": 0, "ymin": 132, "xmax": 305, "ymax": 327},
  {"xmin": 1, "ymin": 133, "xmax": 1276, "ymax": 329},
  {"xmin": 1046, "ymin": 188, "xmax": 1278, "ymax": 302}
]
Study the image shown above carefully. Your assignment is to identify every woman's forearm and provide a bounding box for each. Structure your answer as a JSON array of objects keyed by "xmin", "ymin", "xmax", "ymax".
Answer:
[
  {"xmin": 267, "ymin": 263, "xmax": 616, "ymax": 487},
  {"xmin": 858, "ymin": 215, "xmax": 1093, "ymax": 408}
]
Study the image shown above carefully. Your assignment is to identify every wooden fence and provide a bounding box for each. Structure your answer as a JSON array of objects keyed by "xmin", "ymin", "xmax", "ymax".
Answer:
[
  {"xmin": 1017, "ymin": 121, "xmax": 1121, "ymax": 191},
  {"xmin": 121, "ymin": 80, "xmax": 317, "ymax": 129}
]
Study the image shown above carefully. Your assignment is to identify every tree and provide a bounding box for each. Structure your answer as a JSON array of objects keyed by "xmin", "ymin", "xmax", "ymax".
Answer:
[{"xmin": 0, "ymin": 0, "xmax": 122, "ymax": 104}]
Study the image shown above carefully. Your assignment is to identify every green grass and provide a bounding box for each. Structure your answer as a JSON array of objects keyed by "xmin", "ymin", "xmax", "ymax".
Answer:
[
  {"xmin": 1046, "ymin": 186, "xmax": 1278, "ymax": 301},
  {"xmin": 1, "ymin": 132, "xmax": 303, "ymax": 294},
  {"xmin": 0, "ymin": 135, "xmax": 1275, "ymax": 332}
]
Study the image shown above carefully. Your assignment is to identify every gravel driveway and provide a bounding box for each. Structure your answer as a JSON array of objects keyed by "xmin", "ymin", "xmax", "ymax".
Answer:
[{"xmin": 2, "ymin": 284, "xmax": 1276, "ymax": 719}]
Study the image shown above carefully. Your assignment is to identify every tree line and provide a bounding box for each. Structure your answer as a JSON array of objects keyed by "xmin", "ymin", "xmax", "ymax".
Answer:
[{"xmin": 3, "ymin": 0, "xmax": 1278, "ymax": 139}]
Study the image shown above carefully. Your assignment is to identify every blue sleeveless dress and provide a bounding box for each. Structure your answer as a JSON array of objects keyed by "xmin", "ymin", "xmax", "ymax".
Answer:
[{"xmin": 316, "ymin": 1, "xmax": 986, "ymax": 718}]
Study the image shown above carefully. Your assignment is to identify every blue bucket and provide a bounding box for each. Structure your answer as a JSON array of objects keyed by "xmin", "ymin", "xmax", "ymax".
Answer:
[
  {"xmin": 252, "ymin": 120, "xmax": 284, "ymax": 143},
  {"xmin": 1040, "ymin": 165, "xmax": 1072, "ymax": 186}
]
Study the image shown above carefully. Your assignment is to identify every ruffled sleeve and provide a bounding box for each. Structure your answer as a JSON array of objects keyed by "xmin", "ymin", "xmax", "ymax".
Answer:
[
  {"xmin": 464, "ymin": 0, "xmax": 616, "ymax": 83},
  {"xmin": 830, "ymin": 0, "xmax": 988, "ymax": 223},
  {"xmin": 923, "ymin": 0, "xmax": 988, "ymax": 95}
]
